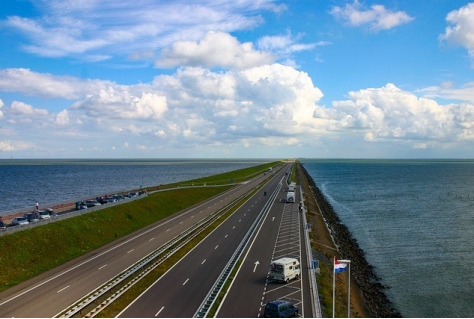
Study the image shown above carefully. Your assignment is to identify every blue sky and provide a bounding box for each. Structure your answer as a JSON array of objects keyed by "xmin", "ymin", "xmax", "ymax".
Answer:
[{"xmin": 1, "ymin": 0, "xmax": 473, "ymax": 159}]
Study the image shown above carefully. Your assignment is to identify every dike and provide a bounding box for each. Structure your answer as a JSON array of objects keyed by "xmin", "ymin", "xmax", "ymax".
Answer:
[{"xmin": 300, "ymin": 164, "xmax": 402, "ymax": 318}]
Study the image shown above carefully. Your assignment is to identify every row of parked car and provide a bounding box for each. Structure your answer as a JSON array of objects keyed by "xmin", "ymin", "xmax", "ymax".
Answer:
[
  {"xmin": 7, "ymin": 208, "xmax": 57, "ymax": 227},
  {"xmin": 75, "ymin": 191, "xmax": 146, "ymax": 210}
]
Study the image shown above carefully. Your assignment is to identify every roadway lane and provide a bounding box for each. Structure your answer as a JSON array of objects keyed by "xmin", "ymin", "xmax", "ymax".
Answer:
[
  {"xmin": 117, "ymin": 165, "xmax": 290, "ymax": 318},
  {"xmin": 0, "ymin": 168, "xmax": 279, "ymax": 318},
  {"xmin": 217, "ymin": 174, "xmax": 315, "ymax": 318}
]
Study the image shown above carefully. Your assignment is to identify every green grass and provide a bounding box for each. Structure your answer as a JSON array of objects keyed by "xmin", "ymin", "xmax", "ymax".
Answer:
[{"xmin": 0, "ymin": 160, "xmax": 282, "ymax": 292}]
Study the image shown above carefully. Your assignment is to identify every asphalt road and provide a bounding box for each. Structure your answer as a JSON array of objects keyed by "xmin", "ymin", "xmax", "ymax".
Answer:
[
  {"xmin": 0, "ymin": 166, "xmax": 280, "ymax": 318},
  {"xmin": 216, "ymin": 178, "xmax": 315, "ymax": 318},
  {"xmin": 117, "ymin": 165, "xmax": 289, "ymax": 317}
]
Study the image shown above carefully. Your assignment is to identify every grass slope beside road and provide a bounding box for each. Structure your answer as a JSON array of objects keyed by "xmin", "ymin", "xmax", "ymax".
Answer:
[{"xmin": 0, "ymin": 161, "xmax": 281, "ymax": 292}]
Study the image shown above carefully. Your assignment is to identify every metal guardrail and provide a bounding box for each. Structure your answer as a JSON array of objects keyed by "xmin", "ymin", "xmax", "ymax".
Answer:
[
  {"xmin": 300, "ymin": 186, "xmax": 322, "ymax": 318},
  {"xmin": 194, "ymin": 181, "xmax": 282, "ymax": 318},
  {"xmin": 0, "ymin": 194, "xmax": 148, "ymax": 237},
  {"xmin": 57, "ymin": 190, "xmax": 252, "ymax": 318}
]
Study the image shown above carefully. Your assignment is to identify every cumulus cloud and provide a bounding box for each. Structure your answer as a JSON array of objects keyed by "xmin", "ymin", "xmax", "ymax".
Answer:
[
  {"xmin": 439, "ymin": 2, "xmax": 474, "ymax": 62},
  {"xmin": 314, "ymin": 83, "xmax": 474, "ymax": 145},
  {"xmin": 155, "ymin": 31, "xmax": 275, "ymax": 70},
  {"xmin": 0, "ymin": 99, "xmax": 3, "ymax": 119},
  {"xmin": 72, "ymin": 89, "xmax": 168, "ymax": 120},
  {"xmin": 330, "ymin": 0, "xmax": 414, "ymax": 32},
  {"xmin": 0, "ymin": 140, "xmax": 33, "ymax": 151}
]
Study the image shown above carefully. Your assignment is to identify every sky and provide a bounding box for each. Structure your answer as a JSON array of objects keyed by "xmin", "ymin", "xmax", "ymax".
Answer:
[{"xmin": 0, "ymin": 0, "xmax": 474, "ymax": 159}]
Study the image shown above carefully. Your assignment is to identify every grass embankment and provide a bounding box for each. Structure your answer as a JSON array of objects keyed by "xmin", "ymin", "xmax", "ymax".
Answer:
[{"xmin": 0, "ymin": 161, "xmax": 281, "ymax": 293}]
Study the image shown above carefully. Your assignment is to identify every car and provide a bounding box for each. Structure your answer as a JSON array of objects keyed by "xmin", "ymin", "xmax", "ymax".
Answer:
[
  {"xmin": 84, "ymin": 200, "xmax": 101, "ymax": 207},
  {"xmin": 263, "ymin": 300, "xmax": 298, "ymax": 318},
  {"xmin": 76, "ymin": 201, "xmax": 87, "ymax": 210},
  {"xmin": 11, "ymin": 217, "xmax": 29, "ymax": 226},
  {"xmin": 0, "ymin": 220, "xmax": 6, "ymax": 229},
  {"xmin": 23, "ymin": 213, "xmax": 40, "ymax": 223},
  {"xmin": 38, "ymin": 210, "xmax": 51, "ymax": 219}
]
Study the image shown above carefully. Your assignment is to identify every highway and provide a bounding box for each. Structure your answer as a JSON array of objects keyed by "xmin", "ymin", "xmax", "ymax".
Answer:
[
  {"xmin": 117, "ymin": 162, "xmax": 316, "ymax": 318},
  {"xmin": 0, "ymin": 167, "xmax": 279, "ymax": 318}
]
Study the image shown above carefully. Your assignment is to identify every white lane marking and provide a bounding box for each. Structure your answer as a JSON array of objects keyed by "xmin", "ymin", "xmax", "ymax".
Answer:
[
  {"xmin": 127, "ymin": 249, "xmax": 134, "ymax": 253},
  {"xmin": 202, "ymin": 259, "xmax": 206, "ymax": 265},
  {"xmin": 183, "ymin": 278, "xmax": 189, "ymax": 285},
  {"xmin": 57, "ymin": 285, "xmax": 69, "ymax": 293},
  {"xmin": 166, "ymin": 229, "xmax": 170, "ymax": 232},
  {"xmin": 180, "ymin": 221, "xmax": 183, "ymax": 224},
  {"xmin": 233, "ymin": 226, "xmax": 235, "ymax": 229},
  {"xmin": 215, "ymin": 245, "xmax": 219, "ymax": 249},
  {"xmin": 149, "ymin": 237, "xmax": 155, "ymax": 241},
  {"xmin": 155, "ymin": 306, "xmax": 165, "ymax": 317},
  {"xmin": 225, "ymin": 234, "xmax": 228, "ymax": 238},
  {"xmin": 98, "ymin": 264, "xmax": 107, "ymax": 270},
  {"xmin": 191, "ymin": 215, "xmax": 194, "ymax": 218},
  {"xmin": 2, "ymin": 187, "xmax": 236, "ymax": 308}
]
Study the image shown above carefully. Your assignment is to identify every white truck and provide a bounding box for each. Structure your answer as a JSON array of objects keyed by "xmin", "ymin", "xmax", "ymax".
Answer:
[
  {"xmin": 286, "ymin": 191, "xmax": 295, "ymax": 203},
  {"xmin": 269, "ymin": 257, "xmax": 301, "ymax": 283}
]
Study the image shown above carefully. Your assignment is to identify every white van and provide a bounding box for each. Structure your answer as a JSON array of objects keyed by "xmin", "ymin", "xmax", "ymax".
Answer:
[
  {"xmin": 269, "ymin": 257, "xmax": 301, "ymax": 283},
  {"xmin": 286, "ymin": 191, "xmax": 295, "ymax": 203},
  {"xmin": 288, "ymin": 182, "xmax": 296, "ymax": 192}
]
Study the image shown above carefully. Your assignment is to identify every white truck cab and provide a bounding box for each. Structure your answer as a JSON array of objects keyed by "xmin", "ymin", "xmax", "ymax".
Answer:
[{"xmin": 269, "ymin": 257, "xmax": 301, "ymax": 283}]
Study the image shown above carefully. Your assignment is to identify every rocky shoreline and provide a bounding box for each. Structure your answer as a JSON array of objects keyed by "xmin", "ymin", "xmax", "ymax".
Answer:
[{"xmin": 300, "ymin": 164, "xmax": 401, "ymax": 318}]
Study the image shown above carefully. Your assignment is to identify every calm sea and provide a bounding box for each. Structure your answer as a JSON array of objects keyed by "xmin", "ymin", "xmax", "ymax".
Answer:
[
  {"xmin": 301, "ymin": 159, "xmax": 474, "ymax": 318},
  {"xmin": 0, "ymin": 159, "xmax": 270, "ymax": 213}
]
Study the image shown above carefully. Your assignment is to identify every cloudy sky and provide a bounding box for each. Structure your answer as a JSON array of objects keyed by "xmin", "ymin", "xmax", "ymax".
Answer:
[{"xmin": 1, "ymin": 0, "xmax": 473, "ymax": 159}]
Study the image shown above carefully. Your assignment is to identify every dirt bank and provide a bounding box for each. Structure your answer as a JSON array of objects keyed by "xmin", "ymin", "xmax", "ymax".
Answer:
[{"xmin": 298, "ymin": 162, "xmax": 401, "ymax": 318}]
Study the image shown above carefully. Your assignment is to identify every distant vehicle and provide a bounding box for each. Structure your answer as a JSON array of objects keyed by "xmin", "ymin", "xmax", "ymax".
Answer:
[
  {"xmin": 75, "ymin": 201, "xmax": 87, "ymax": 210},
  {"xmin": 38, "ymin": 210, "xmax": 51, "ymax": 219},
  {"xmin": 288, "ymin": 182, "xmax": 296, "ymax": 192},
  {"xmin": 263, "ymin": 300, "xmax": 298, "ymax": 318},
  {"xmin": 129, "ymin": 192, "xmax": 137, "ymax": 197},
  {"xmin": 286, "ymin": 191, "xmax": 295, "ymax": 203},
  {"xmin": 11, "ymin": 217, "xmax": 29, "ymax": 226},
  {"xmin": 84, "ymin": 200, "xmax": 101, "ymax": 207},
  {"xmin": 0, "ymin": 220, "xmax": 6, "ymax": 229},
  {"xmin": 23, "ymin": 213, "xmax": 40, "ymax": 223},
  {"xmin": 269, "ymin": 257, "xmax": 300, "ymax": 283}
]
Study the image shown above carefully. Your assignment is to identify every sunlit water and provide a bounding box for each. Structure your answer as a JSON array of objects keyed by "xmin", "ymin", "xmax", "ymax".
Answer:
[{"xmin": 301, "ymin": 159, "xmax": 474, "ymax": 318}]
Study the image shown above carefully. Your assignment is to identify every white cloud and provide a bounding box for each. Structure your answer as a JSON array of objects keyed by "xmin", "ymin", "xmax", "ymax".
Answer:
[
  {"xmin": 0, "ymin": 140, "xmax": 33, "ymax": 151},
  {"xmin": 439, "ymin": 2, "xmax": 474, "ymax": 62},
  {"xmin": 0, "ymin": 99, "xmax": 4, "ymax": 119},
  {"xmin": 330, "ymin": 0, "xmax": 414, "ymax": 32},
  {"xmin": 155, "ymin": 31, "xmax": 275, "ymax": 70},
  {"xmin": 0, "ymin": 68, "xmax": 108, "ymax": 99},
  {"xmin": 417, "ymin": 81, "xmax": 474, "ymax": 103},
  {"xmin": 10, "ymin": 101, "xmax": 49, "ymax": 116},
  {"xmin": 4, "ymin": 0, "xmax": 283, "ymax": 61},
  {"xmin": 314, "ymin": 83, "xmax": 474, "ymax": 145}
]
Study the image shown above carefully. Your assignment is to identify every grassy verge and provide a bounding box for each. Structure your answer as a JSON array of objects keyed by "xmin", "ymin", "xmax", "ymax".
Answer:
[
  {"xmin": 0, "ymin": 161, "xmax": 281, "ymax": 293},
  {"xmin": 296, "ymin": 161, "xmax": 368, "ymax": 318}
]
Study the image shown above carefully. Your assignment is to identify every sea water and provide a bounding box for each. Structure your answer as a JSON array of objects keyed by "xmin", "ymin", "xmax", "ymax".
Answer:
[
  {"xmin": 0, "ymin": 158, "xmax": 269, "ymax": 213},
  {"xmin": 301, "ymin": 159, "xmax": 474, "ymax": 318}
]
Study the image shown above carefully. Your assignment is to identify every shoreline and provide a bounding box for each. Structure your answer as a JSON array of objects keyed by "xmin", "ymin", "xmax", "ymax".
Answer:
[{"xmin": 299, "ymin": 163, "xmax": 401, "ymax": 317}]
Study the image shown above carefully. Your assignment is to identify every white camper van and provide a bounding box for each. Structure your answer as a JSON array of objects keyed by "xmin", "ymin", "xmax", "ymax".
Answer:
[
  {"xmin": 288, "ymin": 182, "xmax": 296, "ymax": 192},
  {"xmin": 286, "ymin": 191, "xmax": 295, "ymax": 203},
  {"xmin": 269, "ymin": 257, "xmax": 301, "ymax": 283}
]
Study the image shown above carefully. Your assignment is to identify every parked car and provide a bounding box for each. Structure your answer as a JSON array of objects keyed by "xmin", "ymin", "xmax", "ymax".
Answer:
[
  {"xmin": 84, "ymin": 200, "xmax": 101, "ymax": 207},
  {"xmin": 23, "ymin": 213, "xmax": 40, "ymax": 223},
  {"xmin": 0, "ymin": 220, "xmax": 6, "ymax": 229},
  {"xmin": 11, "ymin": 217, "xmax": 29, "ymax": 226},
  {"xmin": 38, "ymin": 210, "xmax": 51, "ymax": 219},
  {"xmin": 75, "ymin": 201, "xmax": 87, "ymax": 210},
  {"xmin": 263, "ymin": 300, "xmax": 298, "ymax": 318}
]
